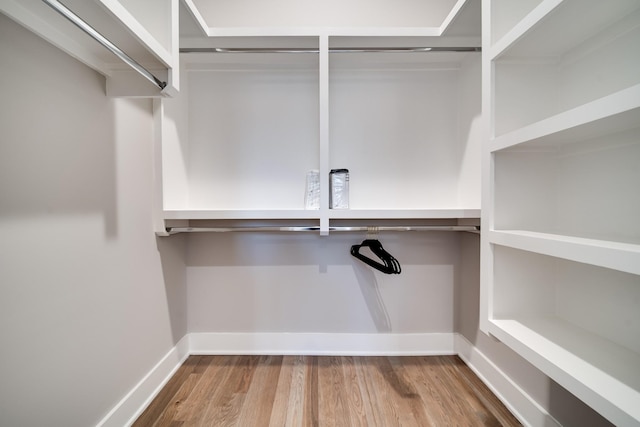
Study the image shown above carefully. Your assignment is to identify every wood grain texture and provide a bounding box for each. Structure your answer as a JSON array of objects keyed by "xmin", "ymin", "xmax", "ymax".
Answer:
[{"xmin": 133, "ymin": 355, "xmax": 521, "ymax": 427}]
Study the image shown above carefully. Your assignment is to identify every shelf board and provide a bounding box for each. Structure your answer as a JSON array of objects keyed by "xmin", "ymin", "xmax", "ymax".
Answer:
[
  {"xmin": 491, "ymin": 0, "xmax": 640, "ymax": 60},
  {"xmin": 163, "ymin": 209, "xmax": 321, "ymax": 220},
  {"xmin": 490, "ymin": 84, "xmax": 640, "ymax": 152},
  {"xmin": 489, "ymin": 230, "xmax": 640, "ymax": 275},
  {"xmin": 164, "ymin": 209, "xmax": 481, "ymax": 221},
  {"xmin": 1, "ymin": 0, "xmax": 171, "ymax": 73},
  {"xmin": 489, "ymin": 317, "xmax": 640, "ymax": 427},
  {"xmin": 328, "ymin": 209, "xmax": 481, "ymax": 220}
]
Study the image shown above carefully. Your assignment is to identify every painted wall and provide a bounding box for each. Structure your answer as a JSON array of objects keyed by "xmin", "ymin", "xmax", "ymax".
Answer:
[
  {"xmin": 187, "ymin": 231, "xmax": 460, "ymax": 334},
  {"xmin": 0, "ymin": 14, "xmax": 187, "ymax": 427}
]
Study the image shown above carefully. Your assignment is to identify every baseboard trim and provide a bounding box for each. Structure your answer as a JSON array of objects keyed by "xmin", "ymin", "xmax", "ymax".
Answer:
[
  {"xmin": 188, "ymin": 332, "xmax": 456, "ymax": 356},
  {"xmin": 100, "ymin": 333, "xmax": 559, "ymax": 427},
  {"xmin": 97, "ymin": 335, "xmax": 190, "ymax": 427},
  {"xmin": 454, "ymin": 334, "xmax": 560, "ymax": 427}
]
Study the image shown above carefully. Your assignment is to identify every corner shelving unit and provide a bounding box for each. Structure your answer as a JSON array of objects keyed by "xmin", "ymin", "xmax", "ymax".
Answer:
[
  {"xmin": 156, "ymin": 0, "xmax": 482, "ymax": 235},
  {"xmin": 481, "ymin": 0, "xmax": 640, "ymax": 425}
]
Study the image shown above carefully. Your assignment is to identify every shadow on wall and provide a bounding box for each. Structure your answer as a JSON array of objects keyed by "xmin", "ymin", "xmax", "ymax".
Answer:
[
  {"xmin": 156, "ymin": 234, "xmax": 189, "ymax": 344},
  {"xmin": 0, "ymin": 13, "xmax": 117, "ymax": 237},
  {"xmin": 352, "ymin": 260, "xmax": 392, "ymax": 332}
]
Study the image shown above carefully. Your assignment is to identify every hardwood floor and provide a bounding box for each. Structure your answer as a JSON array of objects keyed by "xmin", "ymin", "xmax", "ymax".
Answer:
[{"xmin": 133, "ymin": 355, "xmax": 521, "ymax": 426}]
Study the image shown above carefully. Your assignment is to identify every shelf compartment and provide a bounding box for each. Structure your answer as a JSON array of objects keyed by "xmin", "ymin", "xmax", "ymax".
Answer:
[
  {"xmin": 329, "ymin": 47, "xmax": 482, "ymax": 212},
  {"xmin": 162, "ymin": 50, "xmax": 320, "ymax": 212},
  {"xmin": 493, "ymin": 129, "xmax": 640, "ymax": 245},
  {"xmin": 489, "ymin": 245, "xmax": 640, "ymax": 426},
  {"xmin": 489, "ymin": 317, "xmax": 640, "ymax": 427},
  {"xmin": 489, "ymin": 230, "xmax": 640, "ymax": 276},
  {"xmin": 488, "ymin": 0, "xmax": 544, "ymax": 47},
  {"xmin": 490, "ymin": 84, "xmax": 640, "ymax": 153},
  {"xmin": 492, "ymin": 2, "xmax": 640, "ymax": 136},
  {"xmin": 490, "ymin": 0, "xmax": 640, "ymax": 60}
]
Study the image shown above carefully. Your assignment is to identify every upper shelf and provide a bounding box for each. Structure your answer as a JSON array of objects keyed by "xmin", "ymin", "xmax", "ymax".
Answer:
[
  {"xmin": 180, "ymin": 0, "xmax": 481, "ymax": 38},
  {"xmin": 490, "ymin": 0, "xmax": 640, "ymax": 60},
  {"xmin": 0, "ymin": 0, "xmax": 179, "ymax": 97},
  {"xmin": 490, "ymin": 84, "xmax": 640, "ymax": 152}
]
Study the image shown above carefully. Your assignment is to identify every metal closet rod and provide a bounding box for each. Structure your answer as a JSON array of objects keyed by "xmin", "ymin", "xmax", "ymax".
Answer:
[
  {"xmin": 166, "ymin": 225, "xmax": 480, "ymax": 235},
  {"xmin": 42, "ymin": 0, "xmax": 167, "ymax": 90},
  {"xmin": 180, "ymin": 46, "xmax": 481, "ymax": 54}
]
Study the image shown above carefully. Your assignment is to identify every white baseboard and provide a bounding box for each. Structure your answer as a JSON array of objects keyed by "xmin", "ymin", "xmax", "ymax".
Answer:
[
  {"xmin": 188, "ymin": 332, "xmax": 456, "ymax": 356},
  {"xmin": 98, "ymin": 333, "xmax": 558, "ymax": 427},
  {"xmin": 454, "ymin": 334, "xmax": 560, "ymax": 427},
  {"xmin": 96, "ymin": 335, "xmax": 190, "ymax": 427}
]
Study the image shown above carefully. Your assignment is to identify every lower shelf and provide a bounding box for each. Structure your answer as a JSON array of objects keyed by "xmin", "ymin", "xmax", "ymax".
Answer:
[
  {"xmin": 489, "ymin": 317, "xmax": 640, "ymax": 427},
  {"xmin": 489, "ymin": 230, "xmax": 640, "ymax": 275}
]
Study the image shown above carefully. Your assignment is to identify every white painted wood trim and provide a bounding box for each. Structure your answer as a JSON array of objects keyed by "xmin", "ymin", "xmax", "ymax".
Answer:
[
  {"xmin": 439, "ymin": 0, "xmax": 468, "ymax": 34},
  {"xmin": 96, "ymin": 336, "xmax": 190, "ymax": 427},
  {"xmin": 189, "ymin": 332, "xmax": 456, "ymax": 356},
  {"xmin": 454, "ymin": 334, "xmax": 560, "ymax": 427},
  {"xmin": 98, "ymin": 0, "xmax": 173, "ymax": 67},
  {"xmin": 96, "ymin": 333, "xmax": 563, "ymax": 426}
]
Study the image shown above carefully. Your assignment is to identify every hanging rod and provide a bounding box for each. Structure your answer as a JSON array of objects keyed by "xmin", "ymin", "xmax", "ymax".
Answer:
[
  {"xmin": 180, "ymin": 46, "xmax": 481, "ymax": 54},
  {"xmin": 166, "ymin": 225, "xmax": 480, "ymax": 235},
  {"xmin": 42, "ymin": 0, "xmax": 167, "ymax": 90}
]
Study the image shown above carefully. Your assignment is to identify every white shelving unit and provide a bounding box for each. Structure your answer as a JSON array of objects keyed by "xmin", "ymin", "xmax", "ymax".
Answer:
[
  {"xmin": 0, "ymin": 0, "xmax": 180, "ymax": 97},
  {"xmin": 156, "ymin": 0, "xmax": 482, "ymax": 235},
  {"xmin": 481, "ymin": 0, "xmax": 640, "ymax": 425}
]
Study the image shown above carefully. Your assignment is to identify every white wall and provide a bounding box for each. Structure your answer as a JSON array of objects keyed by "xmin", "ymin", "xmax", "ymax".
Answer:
[
  {"xmin": 187, "ymin": 231, "xmax": 460, "ymax": 334},
  {"xmin": 0, "ymin": 14, "xmax": 186, "ymax": 427}
]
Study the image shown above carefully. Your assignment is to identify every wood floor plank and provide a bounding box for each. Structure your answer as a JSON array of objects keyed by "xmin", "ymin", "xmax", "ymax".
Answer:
[
  {"xmin": 374, "ymin": 356, "xmax": 431, "ymax": 426},
  {"xmin": 132, "ymin": 355, "xmax": 208, "ymax": 427},
  {"xmin": 198, "ymin": 356, "xmax": 260, "ymax": 427},
  {"xmin": 286, "ymin": 355, "xmax": 310, "ymax": 426},
  {"xmin": 302, "ymin": 356, "xmax": 319, "ymax": 427},
  {"xmin": 268, "ymin": 355, "xmax": 296, "ymax": 426},
  {"xmin": 340, "ymin": 356, "xmax": 368, "ymax": 427},
  {"xmin": 445, "ymin": 356, "xmax": 521, "ymax": 426},
  {"xmin": 318, "ymin": 356, "xmax": 353, "ymax": 426},
  {"xmin": 134, "ymin": 355, "xmax": 522, "ymax": 427},
  {"xmin": 235, "ymin": 355, "xmax": 282, "ymax": 426},
  {"xmin": 173, "ymin": 355, "xmax": 237, "ymax": 425}
]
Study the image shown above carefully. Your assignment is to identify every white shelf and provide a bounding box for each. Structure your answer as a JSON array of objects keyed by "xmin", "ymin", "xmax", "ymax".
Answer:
[
  {"xmin": 490, "ymin": 0, "xmax": 640, "ymax": 60},
  {"xmin": 329, "ymin": 209, "xmax": 480, "ymax": 220},
  {"xmin": 0, "ymin": 0, "xmax": 179, "ymax": 96},
  {"xmin": 183, "ymin": 0, "xmax": 472, "ymax": 35},
  {"xmin": 489, "ymin": 317, "xmax": 640, "ymax": 427},
  {"xmin": 163, "ymin": 209, "xmax": 321, "ymax": 220},
  {"xmin": 164, "ymin": 209, "xmax": 480, "ymax": 221},
  {"xmin": 490, "ymin": 84, "xmax": 640, "ymax": 152},
  {"xmin": 489, "ymin": 0, "xmax": 544, "ymax": 46},
  {"xmin": 489, "ymin": 230, "xmax": 640, "ymax": 276},
  {"xmin": 484, "ymin": 1, "xmax": 640, "ymax": 423}
]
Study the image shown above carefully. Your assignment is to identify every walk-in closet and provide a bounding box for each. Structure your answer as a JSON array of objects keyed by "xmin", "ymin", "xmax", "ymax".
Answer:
[{"xmin": 0, "ymin": 0, "xmax": 637, "ymax": 425}]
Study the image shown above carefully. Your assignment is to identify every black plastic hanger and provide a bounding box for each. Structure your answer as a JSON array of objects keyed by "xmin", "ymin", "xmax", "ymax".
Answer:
[{"xmin": 350, "ymin": 239, "xmax": 401, "ymax": 274}]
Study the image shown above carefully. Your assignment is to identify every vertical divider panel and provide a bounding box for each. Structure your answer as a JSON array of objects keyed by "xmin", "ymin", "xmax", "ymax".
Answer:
[{"xmin": 319, "ymin": 34, "xmax": 330, "ymax": 235}]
